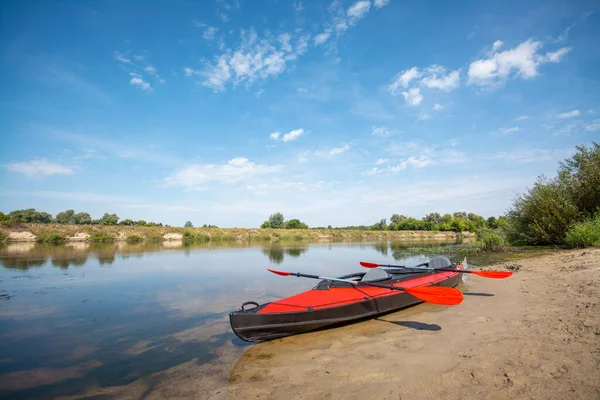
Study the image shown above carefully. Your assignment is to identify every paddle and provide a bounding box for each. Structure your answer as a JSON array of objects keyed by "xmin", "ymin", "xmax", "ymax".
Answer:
[
  {"xmin": 267, "ymin": 269, "xmax": 463, "ymax": 306},
  {"xmin": 359, "ymin": 261, "xmax": 512, "ymax": 279}
]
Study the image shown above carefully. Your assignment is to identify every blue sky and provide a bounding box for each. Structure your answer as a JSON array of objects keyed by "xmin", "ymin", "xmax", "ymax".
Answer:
[{"xmin": 1, "ymin": 0, "xmax": 599, "ymax": 228}]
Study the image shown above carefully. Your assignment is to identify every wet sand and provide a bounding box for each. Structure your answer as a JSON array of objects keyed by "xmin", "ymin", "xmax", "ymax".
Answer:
[{"xmin": 62, "ymin": 249, "xmax": 600, "ymax": 400}]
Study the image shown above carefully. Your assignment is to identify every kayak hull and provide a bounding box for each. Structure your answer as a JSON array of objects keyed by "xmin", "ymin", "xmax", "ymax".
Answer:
[{"xmin": 230, "ymin": 270, "xmax": 461, "ymax": 342}]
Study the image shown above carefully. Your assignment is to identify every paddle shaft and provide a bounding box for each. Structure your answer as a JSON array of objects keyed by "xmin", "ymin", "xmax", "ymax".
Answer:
[{"xmin": 286, "ymin": 271, "xmax": 416, "ymax": 292}]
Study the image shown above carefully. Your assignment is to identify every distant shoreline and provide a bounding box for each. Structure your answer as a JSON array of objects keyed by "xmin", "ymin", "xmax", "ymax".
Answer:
[{"xmin": 0, "ymin": 223, "xmax": 475, "ymax": 243}]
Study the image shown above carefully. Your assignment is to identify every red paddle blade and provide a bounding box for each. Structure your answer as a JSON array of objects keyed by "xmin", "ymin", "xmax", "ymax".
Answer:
[
  {"xmin": 360, "ymin": 261, "xmax": 380, "ymax": 268},
  {"xmin": 267, "ymin": 268, "xmax": 291, "ymax": 276},
  {"xmin": 471, "ymin": 270, "xmax": 512, "ymax": 279},
  {"xmin": 404, "ymin": 286, "xmax": 464, "ymax": 306}
]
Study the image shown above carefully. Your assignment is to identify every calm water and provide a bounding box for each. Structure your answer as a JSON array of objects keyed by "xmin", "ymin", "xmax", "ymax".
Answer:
[{"xmin": 0, "ymin": 240, "xmax": 467, "ymax": 399}]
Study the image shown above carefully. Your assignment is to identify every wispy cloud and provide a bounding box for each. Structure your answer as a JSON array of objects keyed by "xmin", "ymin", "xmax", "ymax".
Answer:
[
  {"xmin": 371, "ymin": 126, "xmax": 395, "ymax": 137},
  {"xmin": 5, "ymin": 159, "xmax": 74, "ymax": 177},
  {"xmin": 373, "ymin": 0, "xmax": 390, "ymax": 9},
  {"xmin": 270, "ymin": 128, "xmax": 304, "ymax": 143},
  {"xmin": 164, "ymin": 158, "xmax": 282, "ymax": 189},
  {"xmin": 555, "ymin": 11, "xmax": 594, "ymax": 43},
  {"xmin": 389, "ymin": 65, "xmax": 459, "ymax": 104},
  {"xmin": 433, "ymin": 103, "xmax": 444, "ymax": 111},
  {"xmin": 516, "ymin": 115, "xmax": 530, "ymax": 121},
  {"xmin": 129, "ymin": 76, "xmax": 152, "ymax": 91},
  {"xmin": 498, "ymin": 126, "xmax": 520, "ymax": 135},
  {"xmin": 557, "ymin": 110, "xmax": 580, "ymax": 119},
  {"xmin": 468, "ymin": 39, "xmax": 571, "ymax": 86},
  {"xmin": 584, "ymin": 120, "xmax": 600, "ymax": 132},
  {"xmin": 328, "ymin": 143, "xmax": 351, "ymax": 156}
]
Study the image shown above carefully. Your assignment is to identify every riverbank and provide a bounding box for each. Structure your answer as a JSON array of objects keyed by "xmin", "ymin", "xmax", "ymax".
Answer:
[
  {"xmin": 60, "ymin": 248, "xmax": 600, "ymax": 399},
  {"xmin": 0, "ymin": 224, "xmax": 474, "ymax": 243}
]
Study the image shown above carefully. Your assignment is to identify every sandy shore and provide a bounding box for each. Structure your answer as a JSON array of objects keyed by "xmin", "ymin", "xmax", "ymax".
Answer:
[{"xmin": 62, "ymin": 249, "xmax": 600, "ymax": 400}]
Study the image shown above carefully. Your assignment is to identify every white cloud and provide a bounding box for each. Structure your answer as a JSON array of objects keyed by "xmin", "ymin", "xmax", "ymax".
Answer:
[
  {"xmin": 190, "ymin": 28, "xmax": 291, "ymax": 91},
  {"xmin": 203, "ymin": 26, "xmax": 219, "ymax": 40},
  {"xmin": 516, "ymin": 115, "xmax": 530, "ymax": 121},
  {"xmin": 144, "ymin": 66, "xmax": 157, "ymax": 75},
  {"xmin": 278, "ymin": 33, "xmax": 292, "ymax": 52},
  {"xmin": 555, "ymin": 12, "xmax": 594, "ymax": 42},
  {"xmin": 557, "ymin": 110, "xmax": 580, "ymax": 119},
  {"xmin": 282, "ymin": 128, "xmax": 304, "ymax": 142},
  {"xmin": 433, "ymin": 103, "xmax": 443, "ymax": 111},
  {"xmin": 390, "ymin": 155, "xmax": 431, "ymax": 172},
  {"xmin": 499, "ymin": 127, "xmax": 520, "ymax": 135},
  {"xmin": 468, "ymin": 39, "xmax": 571, "ymax": 86},
  {"xmin": 448, "ymin": 137, "xmax": 459, "ymax": 146},
  {"xmin": 376, "ymin": 158, "xmax": 388, "ymax": 165},
  {"xmin": 313, "ymin": 32, "xmax": 332, "ymax": 45},
  {"xmin": 114, "ymin": 51, "xmax": 131, "ymax": 64},
  {"xmin": 129, "ymin": 77, "xmax": 152, "ymax": 91},
  {"xmin": 374, "ymin": 0, "xmax": 390, "ymax": 9},
  {"xmin": 401, "ymin": 88, "xmax": 423, "ymax": 106},
  {"xmin": 164, "ymin": 158, "xmax": 282, "ymax": 189},
  {"xmin": 347, "ymin": 1, "xmax": 371, "ymax": 21},
  {"xmin": 269, "ymin": 132, "xmax": 280, "ymax": 140},
  {"xmin": 417, "ymin": 113, "xmax": 431, "ymax": 121},
  {"xmin": 588, "ymin": 109, "xmax": 597, "ymax": 115},
  {"xmin": 420, "ymin": 65, "xmax": 460, "ymax": 91},
  {"xmin": 388, "ymin": 67, "xmax": 421, "ymax": 94},
  {"xmin": 584, "ymin": 120, "xmax": 600, "ymax": 132},
  {"xmin": 6, "ymin": 159, "xmax": 74, "ymax": 177},
  {"xmin": 371, "ymin": 125, "xmax": 394, "ymax": 137},
  {"xmin": 542, "ymin": 47, "xmax": 571, "ymax": 63},
  {"xmin": 298, "ymin": 151, "xmax": 310, "ymax": 163},
  {"xmin": 492, "ymin": 40, "xmax": 503, "ymax": 52},
  {"xmin": 328, "ymin": 144, "xmax": 351, "ymax": 156}
]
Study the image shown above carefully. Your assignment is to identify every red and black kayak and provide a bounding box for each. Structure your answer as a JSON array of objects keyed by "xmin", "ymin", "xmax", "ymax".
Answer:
[{"xmin": 230, "ymin": 256, "xmax": 463, "ymax": 342}]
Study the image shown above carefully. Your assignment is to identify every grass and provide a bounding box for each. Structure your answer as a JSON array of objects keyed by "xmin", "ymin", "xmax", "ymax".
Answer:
[
  {"xmin": 36, "ymin": 232, "xmax": 66, "ymax": 243},
  {"xmin": 90, "ymin": 232, "xmax": 116, "ymax": 243},
  {"xmin": 472, "ymin": 229, "xmax": 508, "ymax": 252},
  {"xmin": 565, "ymin": 215, "xmax": 600, "ymax": 248},
  {"xmin": 126, "ymin": 234, "xmax": 144, "ymax": 244},
  {"xmin": 2, "ymin": 224, "xmax": 476, "ymax": 244}
]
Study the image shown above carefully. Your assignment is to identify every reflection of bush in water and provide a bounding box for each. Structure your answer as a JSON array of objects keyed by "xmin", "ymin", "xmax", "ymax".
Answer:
[
  {"xmin": 372, "ymin": 242, "xmax": 388, "ymax": 256},
  {"xmin": 0, "ymin": 257, "xmax": 47, "ymax": 270},
  {"xmin": 51, "ymin": 255, "xmax": 87, "ymax": 269},
  {"xmin": 263, "ymin": 246, "xmax": 284, "ymax": 264},
  {"xmin": 285, "ymin": 247, "xmax": 308, "ymax": 258},
  {"xmin": 262, "ymin": 246, "xmax": 308, "ymax": 263}
]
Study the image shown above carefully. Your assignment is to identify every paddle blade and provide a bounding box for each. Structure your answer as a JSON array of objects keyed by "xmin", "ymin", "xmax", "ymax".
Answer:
[
  {"xmin": 471, "ymin": 270, "xmax": 512, "ymax": 279},
  {"xmin": 404, "ymin": 286, "xmax": 464, "ymax": 306},
  {"xmin": 359, "ymin": 261, "xmax": 380, "ymax": 268},
  {"xmin": 267, "ymin": 268, "xmax": 291, "ymax": 276}
]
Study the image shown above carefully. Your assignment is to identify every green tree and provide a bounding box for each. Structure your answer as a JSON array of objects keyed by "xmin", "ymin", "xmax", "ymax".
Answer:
[
  {"xmin": 260, "ymin": 221, "xmax": 271, "ymax": 228},
  {"xmin": 390, "ymin": 214, "xmax": 408, "ymax": 224},
  {"xmin": 184, "ymin": 221, "xmax": 193, "ymax": 228},
  {"xmin": 453, "ymin": 211, "xmax": 467, "ymax": 220},
  {"xmin": 558, "ymin": 141, "xmax": 600, "ymax": 219},
  {"xmin": 55, "ymin": 209, "xmax": 76, "ymax": 224},
  {"xmin": 269, "ymin": 212, "xmax": 285, "ymax": 229},
  {"xmin": 0, "ymin": 212, "xmax": 8, "ymax": 222},
  {"xmin": 134, "ymin": 220, "xmax": 147, "ymax": 226},
  {"xmin": 487, "ymin": 216, "xmax": 498, "ymax": 229},
  {"xmin": 284, "ymin": 219, "xmax": 308, "ymax": 229},
  {"xmin": 120, "ymin": 219, "xmax": 134, "ymax": 226},
  {"xmin": 73, "ymin": 212, "xmax": 92, "ymax": 225},
  {"xmin": 100, "ymin": 213, "xmax": 120, "ymax": 225},
  {"xmin": 424, "ymin": 213, "xmax": 442, "ymax": 225}
]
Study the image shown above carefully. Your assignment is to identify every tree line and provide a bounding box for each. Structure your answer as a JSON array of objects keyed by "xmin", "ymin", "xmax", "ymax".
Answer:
[{"xmin": 0, "ymin": 209, "xmax": 163, "ymax": 227}]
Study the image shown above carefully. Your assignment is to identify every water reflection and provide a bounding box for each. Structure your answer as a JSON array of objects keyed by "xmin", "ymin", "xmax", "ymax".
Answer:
[
  {"xmin": 261, "ymin": 244, "xmax": 309, "ymax": 264},
  {"xmin": 0, "ymin": 238, "xmax": 471, "ymax": 399}
]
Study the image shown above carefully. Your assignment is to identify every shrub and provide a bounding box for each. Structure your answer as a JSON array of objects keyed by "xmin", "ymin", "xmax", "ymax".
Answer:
[
  {"xmin": 565, "ymin": 215, "xmax": 600, "ymax": 248},
  {"xmin": 0, "ymin": 231, "xmax": 7, "ymax": 242},
  {"xmin": 90, "ymin": 232, "xmax": 115, "ymax": 242},
  {"xmin": 36, "ymin": 232, "xmax": 66, "ymax": 243},
  {"xmin": 475, "ymin": 228, "xmax": 507, "ymax": 252},
  {"xmin": 126, "ymin": 235, "xmax": 143, "ymax": 244}
]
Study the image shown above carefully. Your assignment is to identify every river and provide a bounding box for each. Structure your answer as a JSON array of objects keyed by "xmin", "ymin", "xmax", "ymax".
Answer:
[{"xmin": 1, "ymin": 239, "xmax": 479, "ymax": 399}]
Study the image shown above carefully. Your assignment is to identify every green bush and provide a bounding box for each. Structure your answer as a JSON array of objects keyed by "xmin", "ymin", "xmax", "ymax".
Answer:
[
  {"xmin": 565, "ymin": 215, "xmax": 600, "ymax": 248},
  {"xmin": 0, "ymin": 231, "xmax": 7, "ymax": 242},
  {"xmin": 126, "ymin": 235, "xmax": 143, "ymax": 244},
  {"xmin": 475, "ymin": 228, "xmax": 507, "ymax": 252},
  {"xmin": 90, "ymin": 232, "xmax": 115, "ymax": 242},
  {"xmin": 36, "ymin": 232, "xmax": 66, "ymax": 243}
]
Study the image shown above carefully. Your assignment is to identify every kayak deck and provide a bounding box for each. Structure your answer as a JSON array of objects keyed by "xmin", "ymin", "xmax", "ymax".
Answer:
[{"xmin": 230, "ymin": 266, "xmax": 462, "ymax": 342}]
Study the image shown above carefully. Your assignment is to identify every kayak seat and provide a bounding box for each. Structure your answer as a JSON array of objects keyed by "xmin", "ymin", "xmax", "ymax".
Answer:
[
  {"xmin": 360, "ymin": 267, "xmax": 391, "ymax": 282},
  {"xmin": 428, "ymin": 256, "xmax": 453, "ymax": 269}
]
